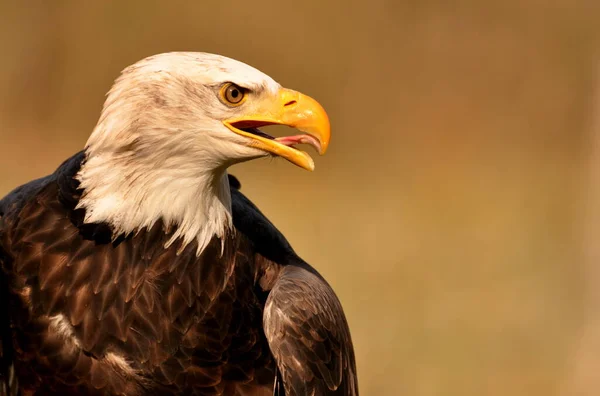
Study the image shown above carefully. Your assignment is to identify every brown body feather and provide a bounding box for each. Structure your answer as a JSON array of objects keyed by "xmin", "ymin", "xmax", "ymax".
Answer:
[{"xmin": 0, "ymin": 152, "xmax": 357, "ymax": 395}]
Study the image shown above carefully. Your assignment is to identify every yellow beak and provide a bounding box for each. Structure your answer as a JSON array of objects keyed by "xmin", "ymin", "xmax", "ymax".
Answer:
[{"xmin": 223, "ymin": 88, "xmax": 331, "ymax": 171}]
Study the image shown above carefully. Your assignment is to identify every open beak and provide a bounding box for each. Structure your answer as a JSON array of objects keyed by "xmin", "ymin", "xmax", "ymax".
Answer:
[{"xmin": 223, "ymin": 88, "xmax": 330, "ymax": 171}]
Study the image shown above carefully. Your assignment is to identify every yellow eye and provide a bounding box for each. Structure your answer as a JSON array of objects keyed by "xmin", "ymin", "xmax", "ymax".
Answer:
[{"xmin": 221, "ymin": 83, "xmax": 247, "ymax": 105}]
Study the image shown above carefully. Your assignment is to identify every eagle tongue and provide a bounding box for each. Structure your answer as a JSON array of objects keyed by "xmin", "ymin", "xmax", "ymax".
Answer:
[{"xmin": 275, "ymin": 134, "xmax": 321, "ymax": 153}]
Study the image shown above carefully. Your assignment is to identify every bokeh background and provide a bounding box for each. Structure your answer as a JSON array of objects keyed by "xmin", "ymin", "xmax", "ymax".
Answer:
[{"xmin": 1, "ymin": 1, "xmax": 600, "ymax": 395}]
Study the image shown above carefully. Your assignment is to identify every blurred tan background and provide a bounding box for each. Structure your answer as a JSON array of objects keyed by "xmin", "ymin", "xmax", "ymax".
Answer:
[{"xmin": 1, "ymin": 1, "xmax": 600, "ymax": 395}]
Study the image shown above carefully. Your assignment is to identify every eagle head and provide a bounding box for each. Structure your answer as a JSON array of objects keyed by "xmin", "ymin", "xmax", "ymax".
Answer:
[
  {"xmin": 85, "ymin": 52, "xmax": 329, "ymax": 172},
  {"xmin": 75, "ymin": 52, "xmax": 331, "ymax": 254}
]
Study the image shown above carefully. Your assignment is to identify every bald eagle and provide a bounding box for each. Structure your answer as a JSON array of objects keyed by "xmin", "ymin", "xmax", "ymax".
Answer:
[{"xmin": 0, "ymin": 53, "xmax": 357, "ymax": 395}]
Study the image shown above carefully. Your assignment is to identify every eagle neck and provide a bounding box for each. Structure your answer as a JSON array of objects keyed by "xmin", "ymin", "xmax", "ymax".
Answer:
[{"xmin": 75, "ymin": 149, "xmax": 233, "ymax": 256}]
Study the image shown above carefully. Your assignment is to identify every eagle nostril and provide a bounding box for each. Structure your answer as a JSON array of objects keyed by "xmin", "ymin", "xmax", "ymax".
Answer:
[{"xmin": 284, "ymin": 100, "xmax": 297, "ymax": 107}]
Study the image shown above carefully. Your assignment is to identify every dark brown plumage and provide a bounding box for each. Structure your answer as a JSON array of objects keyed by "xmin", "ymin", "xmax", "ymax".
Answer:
[{"xmin": 0, "ymin": 152, "xmax": 358, "ymax": 395}]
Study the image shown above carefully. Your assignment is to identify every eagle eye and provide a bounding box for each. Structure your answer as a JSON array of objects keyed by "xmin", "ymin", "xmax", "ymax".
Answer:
[{"xmin": 220, "ymin": 83, "xmax": 247, "ymax": 106}]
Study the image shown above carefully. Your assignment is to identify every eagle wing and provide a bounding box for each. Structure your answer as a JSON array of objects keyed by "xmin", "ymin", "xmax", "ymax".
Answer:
[
  {"xmin": 264, "ymin": 265, "xmax": 358, "ymax": 396},
  {"xmin": 0, "ymin": 175, "xmax": 54, "ymax": 396},
  {"xmin": 230, "ymin": 177, "xmax": 358, "ymax": 396},
  {"xmin": 0, "ymin": 246, "xmax": 15, "ymax": 396}
]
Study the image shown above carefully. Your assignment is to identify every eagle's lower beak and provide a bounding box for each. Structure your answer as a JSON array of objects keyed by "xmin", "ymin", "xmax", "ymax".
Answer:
[{"xmin": 223, "ymin": 88, "xmax": 331, "ymax": 171}]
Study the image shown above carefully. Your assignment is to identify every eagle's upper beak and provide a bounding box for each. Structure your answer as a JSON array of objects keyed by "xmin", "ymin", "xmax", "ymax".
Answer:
[{"xmin": 223, "ymin": 88, "xmax": 330, "ymax": 171}]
